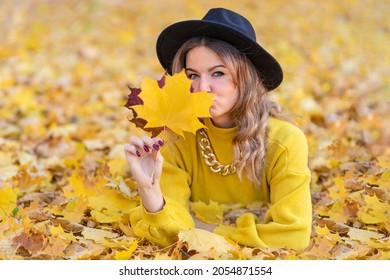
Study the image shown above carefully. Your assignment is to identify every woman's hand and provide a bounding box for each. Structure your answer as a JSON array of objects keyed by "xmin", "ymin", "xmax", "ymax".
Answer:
[{"xmin": 124, "ymin": 135, "xmax": 165, "ymax": 213}]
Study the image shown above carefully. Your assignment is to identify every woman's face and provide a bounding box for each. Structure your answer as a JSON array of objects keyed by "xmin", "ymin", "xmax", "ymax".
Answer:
[{"xmin": 185, "ymin": 46, "xmax": 239, "ymax": 128}]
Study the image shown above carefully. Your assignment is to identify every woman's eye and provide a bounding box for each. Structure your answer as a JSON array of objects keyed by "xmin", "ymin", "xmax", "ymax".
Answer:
[
  {"xmin": 213, "ymin": 71, "xmax": 224, "ymax": 77},
  {"xmin": 187, "ymin": 73, "xmax": 198, "ymax": 80}
]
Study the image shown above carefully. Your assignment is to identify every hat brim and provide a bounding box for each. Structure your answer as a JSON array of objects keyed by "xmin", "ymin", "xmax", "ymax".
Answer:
[{"xmin": 156, "ymin": 20, "xmax": 283, "ymax": 91}]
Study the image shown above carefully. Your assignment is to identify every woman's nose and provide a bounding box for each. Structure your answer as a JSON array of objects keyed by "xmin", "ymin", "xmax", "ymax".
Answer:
[{"xmin": 197, "ymin": 75, "xmax": 211, "ymax": 93}]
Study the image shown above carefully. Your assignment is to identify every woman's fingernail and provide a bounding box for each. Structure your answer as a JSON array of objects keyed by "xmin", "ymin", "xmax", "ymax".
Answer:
[
  {"xmin": 158, "ymin": 140, "xmax": 164, "ymax": 146},
  {"xmin": 143, "ymin": 145, "xmax": 150, "ymax": 152},
  {"xmin": 136, "ymin": 151, "xmax": 141, "ymax": 157},
  {"xmin": 153, "ymin": 144, "xmax": 159, "ymax": 151}
]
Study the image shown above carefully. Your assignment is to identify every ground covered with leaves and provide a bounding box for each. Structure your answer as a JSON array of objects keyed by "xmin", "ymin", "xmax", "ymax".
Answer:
[{"xmin": 1, "ymin": 0, "xmax": 389, "ymax": 260}]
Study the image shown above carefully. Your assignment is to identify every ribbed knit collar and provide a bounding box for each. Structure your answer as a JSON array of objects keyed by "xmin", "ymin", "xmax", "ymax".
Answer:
[{"xmin": 203, "ymin": 118, "xmax": 238, "ymax": 140}]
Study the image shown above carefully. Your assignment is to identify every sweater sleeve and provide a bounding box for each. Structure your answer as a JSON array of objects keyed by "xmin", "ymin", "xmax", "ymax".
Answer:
[
  {"xmin": 129, "ymin": 139, "xmax": 195, "ymax": 247},
  {"xmin": 214, "ymin": 127, "xmax": 312, "ymax": 251}
]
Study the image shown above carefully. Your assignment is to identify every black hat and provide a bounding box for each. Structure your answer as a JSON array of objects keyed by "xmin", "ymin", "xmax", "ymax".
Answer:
[{"xmin": 156, "ymin": 8, "xmax": 283, "ymax": 91}]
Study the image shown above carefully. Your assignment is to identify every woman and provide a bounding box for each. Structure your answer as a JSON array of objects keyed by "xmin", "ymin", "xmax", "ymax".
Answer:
[{"xmin": 124, "ymin": 8, "xmax": 312, "ymax": 251}]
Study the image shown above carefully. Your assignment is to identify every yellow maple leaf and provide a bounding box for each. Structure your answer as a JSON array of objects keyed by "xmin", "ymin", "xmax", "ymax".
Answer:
[
  {"xmin": 64, "ymin": 169, "xmax": 107, "ymax": 199},
  {"xmin": 328, "ymin": 176, "xmax": 348, "ymax": 200},
  {"xmin": 132, "ymin": 71, "xmax": 213, "ymax": 137},
  {"xmin": 114, "ymin": 241, "xmax": 138, "ymax": 260},
  {"xmin": 88, "ymin": 191, "xmax": 138, "ymax": 215},
  {"xmin": 178, "ymin": 228, "xmax": 235, "ymax": 253},
  {"xmin": 81, "ymin": 227, "xmax": 118, "ymax": 242},
  {"xmin": 61, "ymin": 198, "xmax": 88, "ymax": 223},
  {"xmin": 90, "ymin": 209, "xmax": 123, "ymax": 223},
  {"xmin": 315, "ymin": 225, "xmax": 343, "ymax": 243},
  {"xmin": 102, "ymin": 236, "xmax": 137, "ymax": 249},
  {"xmin": 48, "ymin": 224, "xmax": 77, "ymax": 242},
  {"xmin": 328, "ymin": 200, "xmax": 349, "ymax": 223},
  {"xmin": 0, "ymin": 185, "xmax": 19, "ymax": 220},
  {"xmin": 358, "ymin": 194, "xmax": 389, "ymax": 224},
  {"xmin": 191, "ymin": 200, "xmax": 225, "ymax": 224}
]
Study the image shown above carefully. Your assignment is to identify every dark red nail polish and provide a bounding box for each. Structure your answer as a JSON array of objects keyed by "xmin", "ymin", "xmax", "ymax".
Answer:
[
  {"xmin": 136, "ymin": 151, "xmax": 141, "ymax": 157},
  {"xmin": 143, "ymin": 145, "xmax": 150, "ymax": 152},
  {"xmin": 158, "ymin": 140, "xmax": 164, "ymax": 146},
  {"xmin": 153, "ymin": 144, "xmax": 159, "ymax": 151}
]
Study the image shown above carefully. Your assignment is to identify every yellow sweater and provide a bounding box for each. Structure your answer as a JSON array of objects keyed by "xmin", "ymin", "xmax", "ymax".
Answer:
[{"xmin": 129, "ymin": 118, "xmax": 312, "ymax": 251}]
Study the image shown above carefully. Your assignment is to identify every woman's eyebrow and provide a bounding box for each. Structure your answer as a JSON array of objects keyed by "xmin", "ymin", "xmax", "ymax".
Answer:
[
  {"xmin": 208, "ymin": 65, "xmax": 226, "ymax": 71},
  {"xmin": 185, "ymin": 65, "xmax": 226, "ymax": 72}
]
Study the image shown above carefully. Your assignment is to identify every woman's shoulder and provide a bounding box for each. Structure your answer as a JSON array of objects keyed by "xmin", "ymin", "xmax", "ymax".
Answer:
[
  {"xmin": 266, "ymin": 118, "xmax": 310, "ymax": 175},
  {"xmin": 267, "ymin": 117, "xmax": 308, "ymax": 148}
]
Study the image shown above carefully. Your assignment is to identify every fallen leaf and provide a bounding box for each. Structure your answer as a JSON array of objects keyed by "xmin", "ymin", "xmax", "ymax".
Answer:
[
  {"xmin": 12, "ymin": 231, "xmax": 47, "ymax": 255},
  {"xmin": 191, "ymin": 200, "xmax": 225, "ymax": 224},
  {"xmin": 114, "ymin": 240, "xmax": 138, "ymax": 260},
  {"xmin": 0, "ymin": 185, "xmax": 19, "ymax": 220},
  {"xmin": 315, "ymin": 225, "xmax": 343, "ymax": 243},
  {"xmin": 358, "ymin": 194, "xmax": 389, "ymax": 224},
  {"xmin": 81, "ymin": 227, "xmax": 118, "ymax": 242},
  {"xmin": 347, "ymin": 227, "xmax": 384, "ymax": 243},
  {"xmin": 178, "ymin": 228, "xmax": 235, "ymax": 253}
]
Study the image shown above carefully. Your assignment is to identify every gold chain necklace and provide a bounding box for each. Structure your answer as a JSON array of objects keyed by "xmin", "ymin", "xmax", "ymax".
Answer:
[{"xmin": 198, "ymin": 129, "xmax": 238, "ymax": 176}]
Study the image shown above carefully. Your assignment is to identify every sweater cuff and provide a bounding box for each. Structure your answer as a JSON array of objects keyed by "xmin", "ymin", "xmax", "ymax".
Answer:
[
  {"xmin": 214, "ymin": 223, "xmax": 235, "ymax": 236},
  {"xmin": 139, "ymin": 201, "xmax": 172, "ymax": 227}
]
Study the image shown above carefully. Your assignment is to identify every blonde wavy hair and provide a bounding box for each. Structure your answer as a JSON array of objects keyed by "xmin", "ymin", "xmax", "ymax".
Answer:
[{"xmin": 171, "ymin": 37, "xmax": 293, "ymax": 186}]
